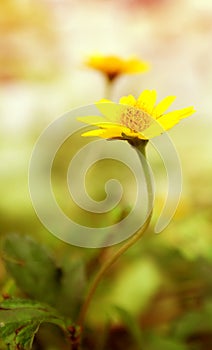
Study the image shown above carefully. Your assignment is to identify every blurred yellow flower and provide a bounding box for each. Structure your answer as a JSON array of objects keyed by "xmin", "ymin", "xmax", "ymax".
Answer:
[
  {"xmin": 78, "ymin": 90, "xmax": 195, "ymax": 141},
  {"xmin": 85, "ymin": 54, "xmax": 150, "ymax": 81}
]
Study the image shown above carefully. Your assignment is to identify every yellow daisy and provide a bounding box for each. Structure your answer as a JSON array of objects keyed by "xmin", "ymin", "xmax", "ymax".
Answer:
[
  {"xmin": 85, "ymin": 54, "xmax": 150, "ymax": 81},
  {"xmin": 78, "ymin": 90, "xmax": 195, "ymax": 141}
]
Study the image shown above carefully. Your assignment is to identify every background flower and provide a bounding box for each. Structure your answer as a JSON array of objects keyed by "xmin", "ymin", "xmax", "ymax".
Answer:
[{"xmin": 85, "ymin": 54, "xmax": 150, "ymax": 81}]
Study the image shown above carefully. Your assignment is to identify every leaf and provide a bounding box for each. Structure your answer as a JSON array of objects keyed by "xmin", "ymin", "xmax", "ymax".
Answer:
[
  {"xmin": 174, "ymin": 302, "xmax": 212, "ymax": 340},
  {"xmin": 113, "ymin": 306, "xmax": 189, "ymax": 350},
  {"xmin": 0, "ymin": 298, "xmax": 71, "ymax": 350},
  {"xmin": 114, "ymin": 306, "xmax": 143, "ymax": 349},
  {"xmin": 2, "ymin": 234, "xmax": 61, "ymax": 305},
  {"xmin": 57, "ymin": 258, "xmax": 86, "ymax": 319},
  {"xmin": 148, "ymin": 335, "xmax": 189, "ymax": 350}
]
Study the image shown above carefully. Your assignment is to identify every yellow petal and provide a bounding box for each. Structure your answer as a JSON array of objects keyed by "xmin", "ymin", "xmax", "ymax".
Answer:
[
  {"xmin": 119, "ymin": 95, "xmax": 136, "ymax": 106},
  {"xmin": 95, "ymin": 101, "xmax": 121, "ymax": 122},
  {"xmin": 102, "ymin": 126, "xmax": 148, "ymax": 140},
  {"xmin": 97, "ymin": 122, "xmax": 123, "ymax": 129},
  {"xmin": 158, "ymin": 118, "xmax": 180, "ymax": 131},
  {"xmin": 77, "ymin": 116, "xmax": 107, "ymax": 125},
  {"xmin": 157, "ymin": 107, "xmax": 195, "ymax": 131},
  {"xmin": 82, "ymin": 126, "xmax": 123, "ymax": 139},
  {"xmin": 158, "ymin": 106, "xmax": 195, "ymax": 126},
  {"xmin": 171, "ymin": 106, "xmax": 195, "ymax": 120},
  {"xmin": 124, "ymin": 58, "xmax": 150, "ymax": 73},
  {"xmin": 153, "ymin": 95, "xmax": 176, "ymax": 118},
  {"xmin": 81, "ymin": 129, "xmax": 106, "ymax": 137},
  {"xmin": 142, "ymin": 120, "xmax": 165, "ymax": 139},
  {"xmin": 81, "ymin": 124, "xmax": 147, "ymax": 140},
  {"xmin": 137, "ymin": 90, "xmax": 157, "ymax": 114}
]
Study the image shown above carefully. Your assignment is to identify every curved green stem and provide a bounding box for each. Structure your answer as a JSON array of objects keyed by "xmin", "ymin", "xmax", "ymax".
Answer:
[
  {"xmin": 77, "ymin": 141, "xmax": 153, "ymax": 329},
  {"xmin": 77, "ymin": 212, "xmax": 152, "ymax": 328}
]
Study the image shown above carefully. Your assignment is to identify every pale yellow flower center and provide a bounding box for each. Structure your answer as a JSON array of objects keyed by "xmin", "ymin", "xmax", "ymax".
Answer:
[{"xmin": 120, "ymin": 107, "xmax": 151, "ymax": 132}]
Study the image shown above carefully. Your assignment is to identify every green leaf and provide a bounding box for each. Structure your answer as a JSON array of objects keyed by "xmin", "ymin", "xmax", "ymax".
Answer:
[
  {"xmin": 113, "ymin": 307, "xmax": 189, "ymax": 350},
  {"xmin": 2, "ymin": 234, "xmax": 61, "ymax": 305},
  {"xmin": 174, "ymin": 302, "xmax": 212, "ymax": 339},
  {"xmin": 148, "ymin": 335, "xmax": 189, "ymax": 350},
  {"xmin": 114, "ymin": 306, "xmax": 143, "ymax": 349},
  {"xmin": 0, "ymin": 298, "xmax": 71, "ymax": 350},
  {"xmin": 57, "ymin": 258, "xmax": 86, "ymax": 319}
]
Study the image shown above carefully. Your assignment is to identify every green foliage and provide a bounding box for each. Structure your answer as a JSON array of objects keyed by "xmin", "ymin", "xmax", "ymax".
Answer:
[
  {"xmin": 0, "ymin": 298, "xmax": 71, "ymax": 350},
  {"xmin": 57, "ymin": 257, "xmax": 86, "ymax": 319},
  {"xmin": 174, "ymin": 302, "xmax": 212, "ymax": 339},
  {"xmin": 3, "ymin": 234, "xmax": 60, "ymax": 305},
  {"xmin": 147, "ymin": 335, "xmax": 189, "ymax": 350},
  {"xmin": 114, "ymin": 306, "xmax": 143, "ymax": 349},
  {"xmin": 2, "ymin": 234, "xmax": 86, "ymax": 319}
]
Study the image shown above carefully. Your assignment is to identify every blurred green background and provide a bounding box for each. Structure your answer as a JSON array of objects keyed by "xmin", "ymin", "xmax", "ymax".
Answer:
[{"xmin": 0, "ymin": 0, "xmax": 212, "ymax": 349}]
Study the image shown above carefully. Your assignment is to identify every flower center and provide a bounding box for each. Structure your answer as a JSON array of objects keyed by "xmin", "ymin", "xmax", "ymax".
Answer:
[{"xmin": 120, "ymin": 107, "xmax": 151, "ymax": 132}]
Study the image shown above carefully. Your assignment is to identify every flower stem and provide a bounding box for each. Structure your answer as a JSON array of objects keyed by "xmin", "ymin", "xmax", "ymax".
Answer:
[
  {"xmin": 105, "ymin": 77, "xmax": 114, "ymax": 99},
  {"xmin": 77, "ymin": 210, "xmax": 152, "ymax": 328},
  {"xmin": 77, "ymin": 142, "xmax": 153, "ymax": 329}
]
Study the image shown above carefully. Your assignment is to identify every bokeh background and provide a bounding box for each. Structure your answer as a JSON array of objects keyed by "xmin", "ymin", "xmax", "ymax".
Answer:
[{"xmin": 0, "ymin": 0, "xmax": 212, "ymax": 349}]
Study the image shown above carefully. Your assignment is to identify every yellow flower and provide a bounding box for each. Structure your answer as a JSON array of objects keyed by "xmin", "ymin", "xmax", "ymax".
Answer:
[
  {"xmin": 78, "ymin": 90, "xmax": 195, "ymax": 141},
  {"xmin": 85, "ymin": 54, "xmax": 150, "ymax": 81}
]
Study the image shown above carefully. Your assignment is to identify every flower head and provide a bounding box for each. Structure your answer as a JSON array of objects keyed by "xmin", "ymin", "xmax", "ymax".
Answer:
[
  {"xmin": 85, "ymin": 54, "xmax": 150, "ymax": 81},
  {"xmin": 78, "ymin": 90, "xmax": 195, "ymax": 141}
]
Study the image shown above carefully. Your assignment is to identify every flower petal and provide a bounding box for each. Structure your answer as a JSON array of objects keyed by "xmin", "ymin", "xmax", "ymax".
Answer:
[
  {"xmin": 81, "ymin": 129, "xmax": 107, "ymax": 137},
  {"xmin": 137, "ymin": 90, "xmax": 157, "ymax": 114},
  {"xmin": 119, "ymin": 95, "xmax": 136, "ymax": 106},
  {"xmin": 158, "ymin": 106, "xmax": 195, "ymax": 128},
  {"xmin": 124, "ymin": 58, "xmax": 150, "ymax": 73},
  {"xmin": 157, "ymin": 107, "xmax": 195, "ymax": 131},
  {"xmin": 97, "ymin": 122, "xmax": 123, "ymax": 129},
  {"xmin": 142, "ymin": 120, "xmax": 165, "ymax": 138},
  {"xmin": 95, "ymin": 101, "xmax": 121, "ymax": 122},
  {"xmin": 82, "ymin": 126, "xmax": 124, "ymax": 139},
  {"xmin": 77, "ymin": 116, "xmax": 107, "ymax": 125},
  {"xmin": 153, "ymin": 95, "xmax": 176, "ymax": 118}
]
